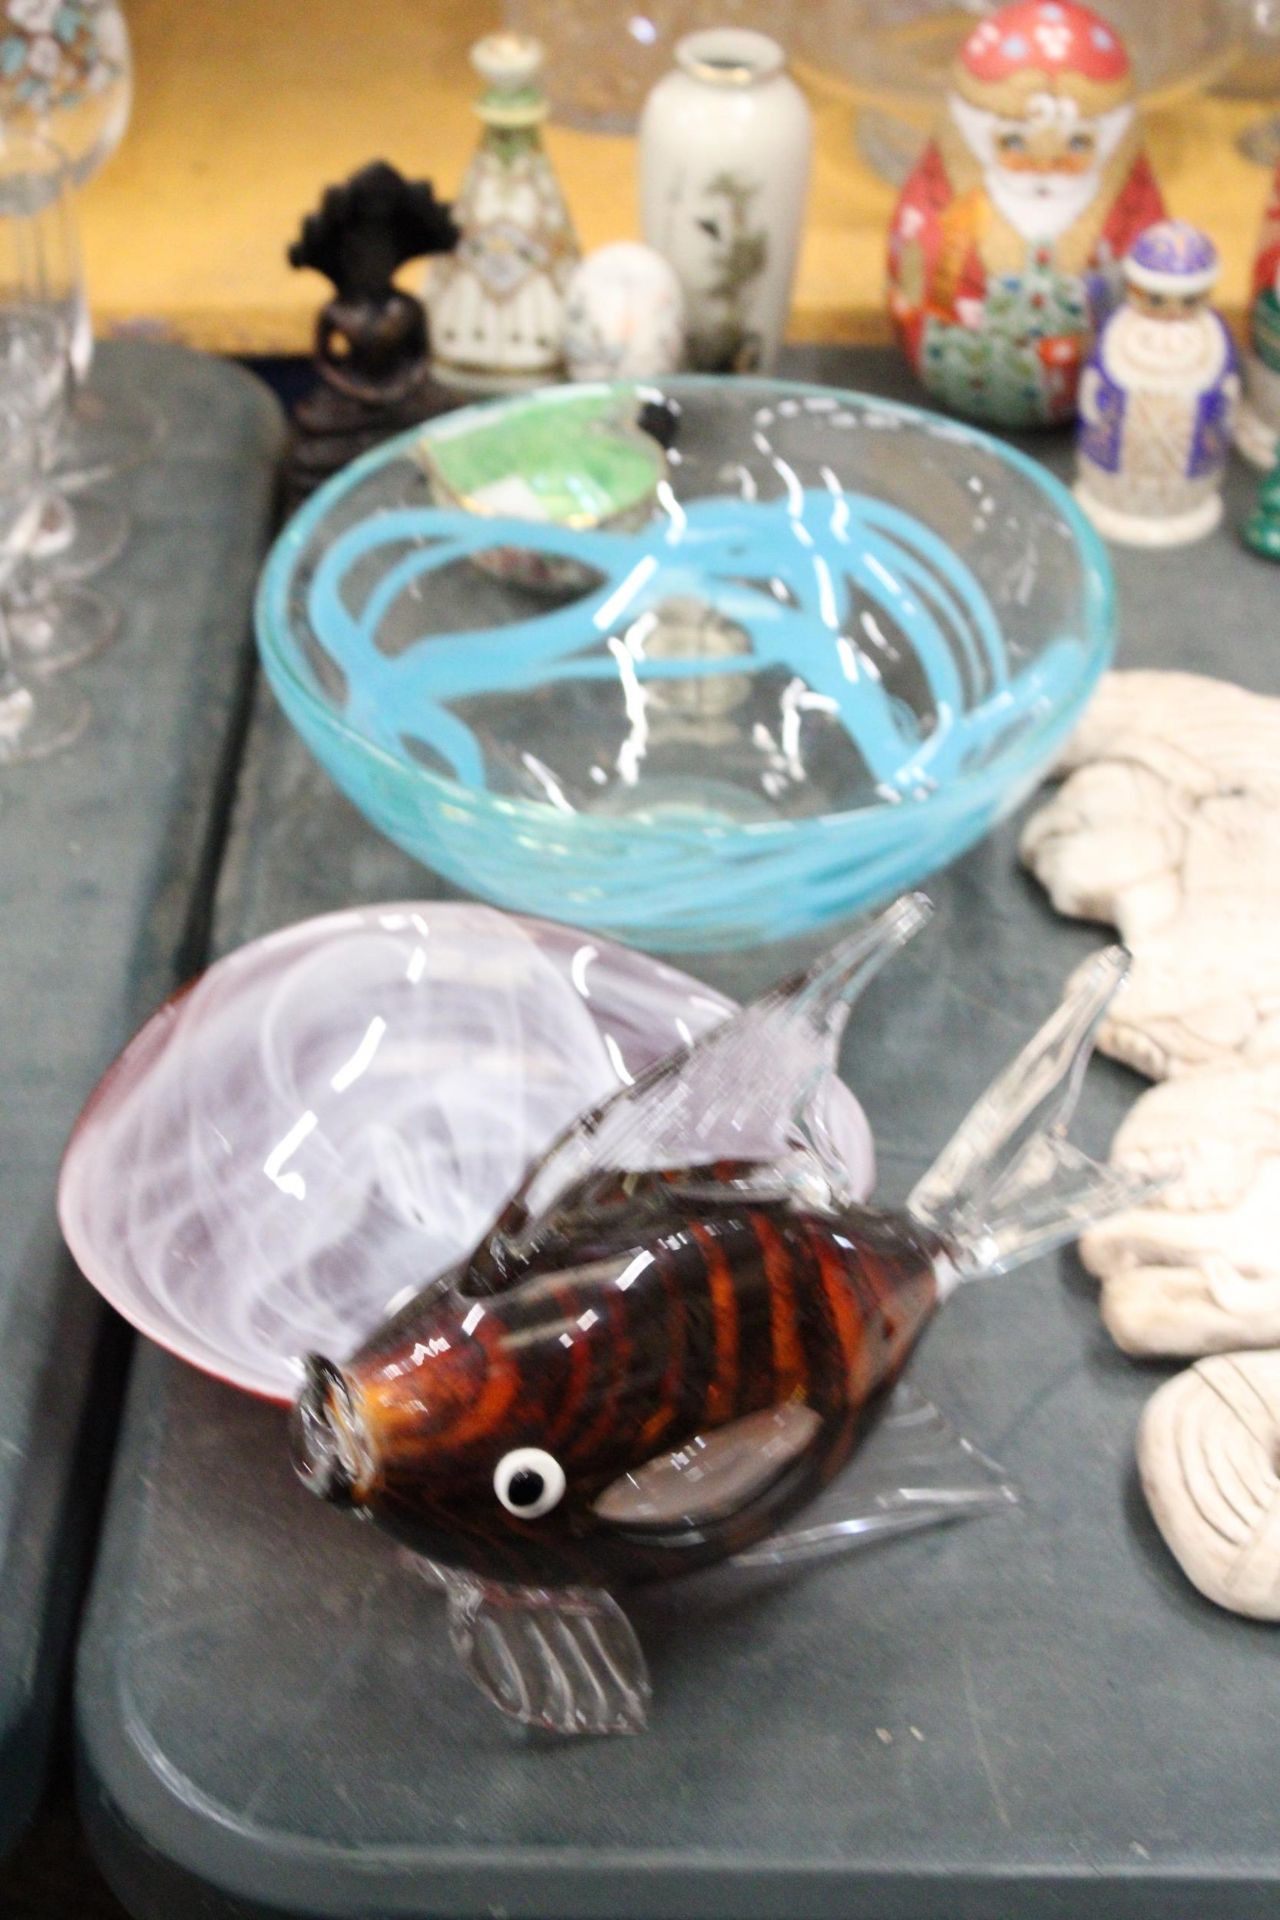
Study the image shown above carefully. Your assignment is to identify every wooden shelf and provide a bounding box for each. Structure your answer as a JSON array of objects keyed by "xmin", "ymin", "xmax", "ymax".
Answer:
[{"xmin": 78, "ymin": 0, "xmax": 1272, "ymax": 356}]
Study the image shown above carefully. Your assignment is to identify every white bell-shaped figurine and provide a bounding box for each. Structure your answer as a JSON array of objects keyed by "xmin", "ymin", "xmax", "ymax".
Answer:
[
  {"xmin": 427, "ymin": 33, "xmax": 580, "ymax": 389},
  {"xmin": 1074, "ymin": 221, "xmax": 1240, "ymax": 548}
]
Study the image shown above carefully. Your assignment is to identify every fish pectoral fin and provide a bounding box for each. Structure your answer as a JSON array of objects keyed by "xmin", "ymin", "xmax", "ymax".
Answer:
[
  {"xmin": 731, "ymin": 1384, "xmax": 1018, "ymax": 1570},
  {"xmin": 442, "ymin": 1571, "xmax": 650, "ymax": 1737},
  {"xmin": 593, "ymin": 1402, "xmax": 824, "ymax": 1529}
]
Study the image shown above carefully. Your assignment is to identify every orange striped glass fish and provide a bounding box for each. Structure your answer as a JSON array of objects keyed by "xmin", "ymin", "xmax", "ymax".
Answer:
[{"xmin": 293, "ymin": 895, "xmax": 1146, "ymax": 1735}]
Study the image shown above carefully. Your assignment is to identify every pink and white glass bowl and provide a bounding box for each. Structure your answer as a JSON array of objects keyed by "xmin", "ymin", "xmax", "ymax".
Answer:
[{"xmin": 59, "ymin": 903, "xmax": 874, "ymax": 1402}]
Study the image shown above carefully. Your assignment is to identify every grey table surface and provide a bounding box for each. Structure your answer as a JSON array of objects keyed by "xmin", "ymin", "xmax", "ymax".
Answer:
[
  {"xmin": 75, "ymin": 348, "xmax": 1280, "ymax": 1920},
  {"xmin": 0, "ymin": 340, "xmax": 284, "ymax": 1860}
]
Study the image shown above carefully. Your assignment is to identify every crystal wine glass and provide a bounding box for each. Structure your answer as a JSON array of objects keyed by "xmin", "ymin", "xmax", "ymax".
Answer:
[
  {"xmin": 0, "ymin": 399, "xmax": 88, "ymax": 762},
  {"xmin": 0, "ymin": 133, "xmax": 120, "ymax": 672},
  {"xmin": 0, "ymin": 0, "xmax": 161, "ymax": 487}
]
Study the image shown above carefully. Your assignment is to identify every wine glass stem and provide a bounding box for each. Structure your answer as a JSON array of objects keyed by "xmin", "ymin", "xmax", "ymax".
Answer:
[
  {"xmin": 29, "ymin": 488, "xmax": 74, "ymax": 560},
  {"xmin": 0, "ymin": 593, "xmax": 34, "ymax": 742},
  {"xmin": 1241, "ymin": 111, "xmax": 1280, "ymax": 168},
  {"xmin": 8, "ymin": 532, "xmax": 40, "ymax": 608},
  {"xmin": 71, "ymin": 275, "xmax": 93, "ymax": 386}
]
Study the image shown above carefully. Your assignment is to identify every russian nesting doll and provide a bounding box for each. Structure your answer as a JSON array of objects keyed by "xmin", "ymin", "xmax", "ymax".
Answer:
[
  {"xmin": 1243, "ymin": 451, "xmax": 1280, "ymax": 561},
  {"xmin": 1074, "ymin": 223, "xmax": 1239, "ymax": 548},
  {"xmin": 1236, "ymin": 158, "xmax": 1280, "ymax": 470},
  {"xmin": 887, "ymin": 0, "xmax": 1165, "ymax": 429}
]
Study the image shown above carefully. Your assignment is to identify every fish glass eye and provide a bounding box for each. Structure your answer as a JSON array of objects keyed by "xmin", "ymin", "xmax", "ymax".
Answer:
[{"xmin": 494, "ymin": 1447, "xmax": 566, "ymax": 1519}]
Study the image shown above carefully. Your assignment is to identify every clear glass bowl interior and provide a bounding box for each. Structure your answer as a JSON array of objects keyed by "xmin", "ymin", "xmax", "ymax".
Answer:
[
  {"xmin": 502, "ymin": 0, "xmax": 795, "ymax": 132},
  {"xmin": 1212, "ymin": 0, "xmax": 1280, "ymax": 98},
  {"xmin": 59, "ymin": 903, "xmax": 873, "ymax": 1399},
  {"xmin": 795, "ymin": 0, "xmax": 1240, "ymax": 179},
  {"xmin": 260, "ymin": 378, "xmax": 1112, "ymax": 845},
  {"xmin": 795, "ymin": 0, "xmax": 1240, "ymax": 114}
]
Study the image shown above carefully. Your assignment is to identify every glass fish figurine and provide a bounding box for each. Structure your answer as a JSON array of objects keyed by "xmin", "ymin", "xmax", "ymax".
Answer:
[{"xmin": 293, "ymin": 894, "xmax": 1146, "ymax": 1735}]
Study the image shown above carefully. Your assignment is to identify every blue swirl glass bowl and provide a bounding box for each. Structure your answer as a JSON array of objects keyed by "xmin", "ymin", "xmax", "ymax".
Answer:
[{"xmin": 255, "ymin": 378, "xmax": 1114, "ymax": 952}]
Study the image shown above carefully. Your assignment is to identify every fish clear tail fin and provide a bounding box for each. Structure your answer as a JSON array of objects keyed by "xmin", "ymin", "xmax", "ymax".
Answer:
[{"xmin": 908, "ymin": 947, "xmax": 1156, "ymax": 1285}]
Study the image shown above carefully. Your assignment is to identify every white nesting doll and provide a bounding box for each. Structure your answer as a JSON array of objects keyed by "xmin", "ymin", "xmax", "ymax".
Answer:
[{"xmin": 1075, "ymin": 221, "xmax": 1239, "ymax": 547}]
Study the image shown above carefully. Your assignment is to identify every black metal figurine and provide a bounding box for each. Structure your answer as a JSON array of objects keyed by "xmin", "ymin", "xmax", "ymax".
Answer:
[{"xmin": 285, "ymin": 161, "xmax": 461, "ymax": 504}]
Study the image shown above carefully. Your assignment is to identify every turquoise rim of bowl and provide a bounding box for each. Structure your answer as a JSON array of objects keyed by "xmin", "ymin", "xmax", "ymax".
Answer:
[{"xmin": 255, "ymin": 376, "xmax": 1116, "ymax": 855}]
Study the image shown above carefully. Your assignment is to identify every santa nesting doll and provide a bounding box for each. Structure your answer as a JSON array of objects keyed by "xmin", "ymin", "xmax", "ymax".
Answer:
[{"xmin": 888, "ymin": 0, "xmax": 1165, "ymax": 428}]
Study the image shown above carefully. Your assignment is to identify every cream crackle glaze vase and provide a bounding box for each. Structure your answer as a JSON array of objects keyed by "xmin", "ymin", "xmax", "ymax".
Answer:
[
  {"xmin": 639, "ymin": 27, "xmax": 812, "ymax": 373},
  {"xmin": 428, "ymin": 32, "xmax": 579, "ymax": 390}
]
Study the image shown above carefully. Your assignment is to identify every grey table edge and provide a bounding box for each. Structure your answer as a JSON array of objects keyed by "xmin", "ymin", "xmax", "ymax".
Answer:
[
  {"xmin": 75, "ymin": 1496, "xmax": 1280, "ymax": 1920},
  {"xmin": 0, "ymin": 342, "xmax": 285, "ymax": 1857}
]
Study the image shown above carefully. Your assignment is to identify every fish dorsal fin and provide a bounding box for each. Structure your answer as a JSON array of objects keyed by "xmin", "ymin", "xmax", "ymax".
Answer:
[{"xmin": 481, "ymin": 895, "xmax": 930, "ymax": 1278}]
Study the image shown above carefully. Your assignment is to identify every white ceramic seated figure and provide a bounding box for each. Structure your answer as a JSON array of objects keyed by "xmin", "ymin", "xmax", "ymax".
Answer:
[
  {"xmin": 1021, "ymin": 671, "xmax": 1280, "ymax": 1081},
  {"xmin": 1023, "ymin": 670, "xmax": 1280, "ymax": 1363},
  {"xmin": 1139, "ymin": 1351, "xmax": 1280, "ymax": 1620},
  {"xmin": 1075, "ymin": 222, "xmax": 1239, "ymax": 547},
  {"xmin": 1081, "ymin": 1064, "xmax": 1280, "ymax": 1357}
]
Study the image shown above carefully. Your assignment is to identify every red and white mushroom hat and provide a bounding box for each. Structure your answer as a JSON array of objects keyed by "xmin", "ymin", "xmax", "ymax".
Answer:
[{"xmin": 952, "ymin": 1, "xmax": 1136, "ymax": 121}]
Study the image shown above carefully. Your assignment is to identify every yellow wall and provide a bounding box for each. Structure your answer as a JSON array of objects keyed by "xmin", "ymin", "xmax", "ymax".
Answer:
[{"xmin": 77, "ymin": 0, "xmax": 1273, "ymax": 354}]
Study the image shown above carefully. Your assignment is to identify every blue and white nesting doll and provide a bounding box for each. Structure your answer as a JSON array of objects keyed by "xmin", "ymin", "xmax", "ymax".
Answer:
[{"xmin": 1075, "ymin": 221, "xmax": 1239, "ymax": 547}]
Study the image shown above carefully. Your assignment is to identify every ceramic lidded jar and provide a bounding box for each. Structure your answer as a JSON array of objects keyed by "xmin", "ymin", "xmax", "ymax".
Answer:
[
  {"xmin": 427, "ymin": 33, "xmax": 579, "ymax": 389},
  {"xmin": 1236, "ymin": 157, "xmax": 1280, "ymax": 470},
  {"xmin": 1074, "ymin": 223, "xmax": 1239, "ymax": 548},
  {"xmin": 887, "ymin": 0, "xmax": 1165, "ymax": 428},
  {"xmin": 639, "ymin": 28, "xmax": 812, "ymax": 374}
]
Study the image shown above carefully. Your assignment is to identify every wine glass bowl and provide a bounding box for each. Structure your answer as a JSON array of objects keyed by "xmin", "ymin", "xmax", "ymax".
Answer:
[
  {"xmin": 0, "ymin": 0, "xmax": 132, "ymax": 188},
  {"xmin": 0, "ymin": 0, "xmax": 160, "ymax": 489},
  {"xmin": 0, "ymin": 396, "xmax": 88, "ymax": 761},
  {"xmin": 0, "ymin": 133, "xmax": 120, "ymax": 675}
]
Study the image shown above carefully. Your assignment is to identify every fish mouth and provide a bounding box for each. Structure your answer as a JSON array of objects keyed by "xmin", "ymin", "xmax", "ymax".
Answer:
[{"xmin": 291, "ymin": 1354, "xmax": 374, "ymax": 1505}]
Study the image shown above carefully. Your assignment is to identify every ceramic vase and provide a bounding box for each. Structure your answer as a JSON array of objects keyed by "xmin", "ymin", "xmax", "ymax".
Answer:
[
  {"xmin": 427, "ymin": 32, "xmax": 579, "ymax": 389},
  {"xmin": 639, "ymin": 27, "xmax": 812, "ymax": 374},
  {"xmin": 887, "ymin": 0, "xmax": 1166, "ymax": 429},
  {"xmin": 1236, "ymin": 156, "xmax": 1280, "ymax": 470},
  {"xmin": 1075, "ymin": 222, "xmax": 1239, "ymax": 548}
]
